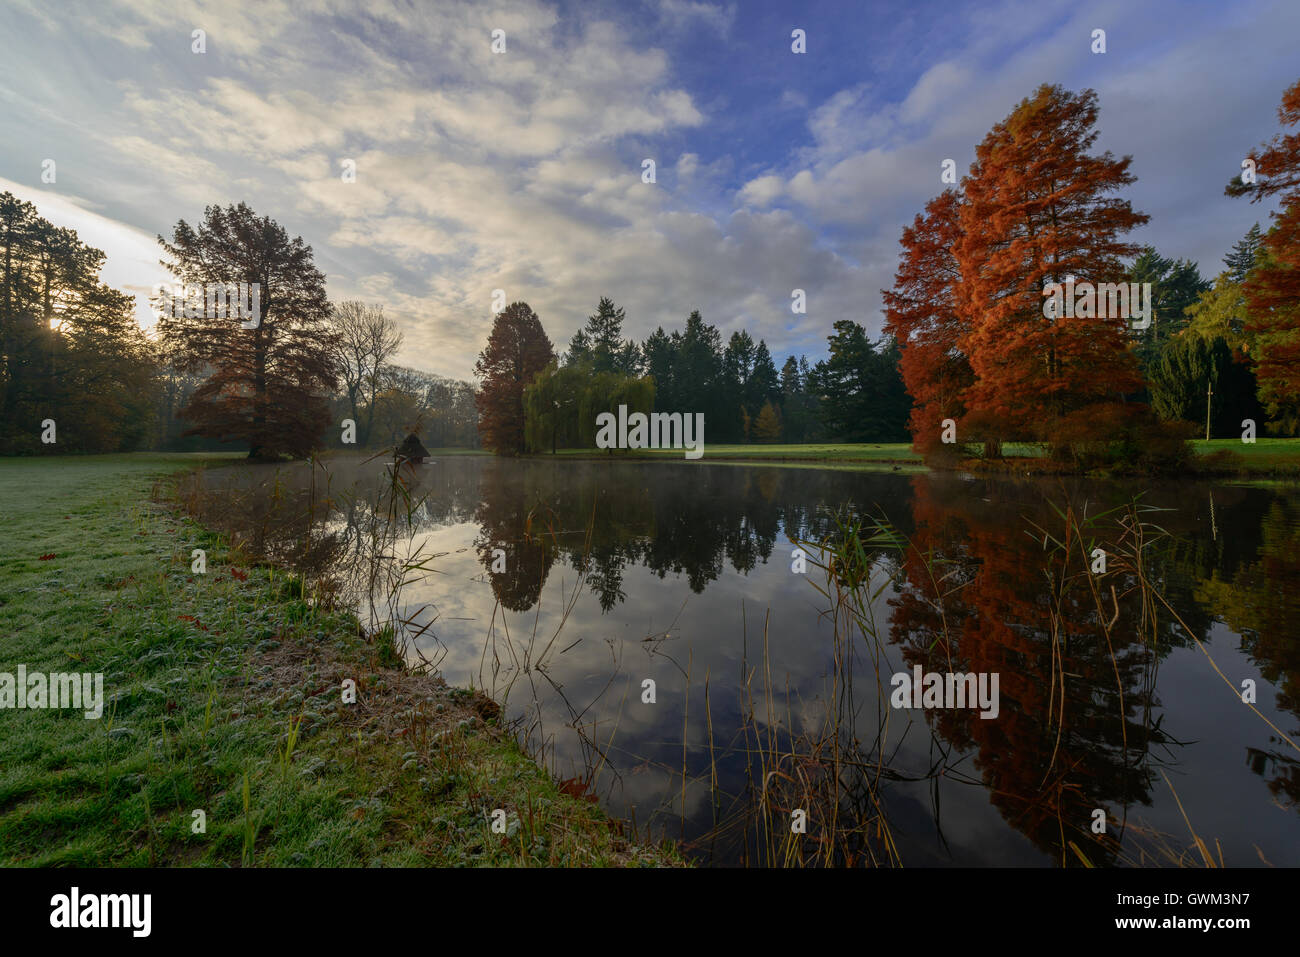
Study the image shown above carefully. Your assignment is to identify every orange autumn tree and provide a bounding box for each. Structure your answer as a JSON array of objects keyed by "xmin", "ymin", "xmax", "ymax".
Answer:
[
  {"xmin": 882, "ymin": 188, "xmax": 971, "ymax": 456},
  {"xmin": 475, "ymin": 301, "xmax": 554, "ymax": 455},
  {"xmin": 1229, "ymin": 77, "xmax": 1300, "ymax": 427},
  {"xmin": 954, "ymin": 85, "xmax": 1146, "ymax": 456}
]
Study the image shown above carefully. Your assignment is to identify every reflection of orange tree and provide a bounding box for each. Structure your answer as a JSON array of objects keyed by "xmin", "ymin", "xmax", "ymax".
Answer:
[
  {"xmin": 888, "ymin": 476, "xmax": 1169, "ymax": 863},
  {"xmin": 1193, "ymin": 497, "xmax": 1300, "ymax": 805}
]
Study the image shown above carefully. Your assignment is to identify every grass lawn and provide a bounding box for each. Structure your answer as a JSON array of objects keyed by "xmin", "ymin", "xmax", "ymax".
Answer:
[
  {"xmin": 548, "ymin": 442, "xmax": 923, "ymax": 463},
  {"xmin": 543, "ymin": 438, "xmax": 1300, "ymax": 476},
  {"xmin": 1191, "ymin": 438, "xmax": 1300, "ymax": 473},
  {"xmin": 0, "ymin": 454, "xmax": 677, "ymax": 867}
]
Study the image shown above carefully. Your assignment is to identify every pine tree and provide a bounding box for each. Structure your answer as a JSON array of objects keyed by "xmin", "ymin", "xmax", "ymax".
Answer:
[
  {"xmin": 1224, "ymin": 223, "xmax": 1263, "ymax": 283},
  {"xmin": 749, "ymin": 340, "xmax": 780, "ymax": 413},
  {"xmin": 565, "ymin": 328, "xmax": 592, "ymax": 366},
  {"xmin": 779, "ymin": 355, "xmax": 801, "ymax": 395},
  {"xmin": 157, "ymin": 202, "xmax": 338, "ymax": 460},
  {"xmin": 676, "ymin": 310, "xmax": 722, "ymax": 418},
  {"xmin": 642, "ymin": 326, "xmax": 676, "ymax": 408},
  {"xmin": 1126, "ymin": 247, "xmax": 1210, "ymax": 363}
]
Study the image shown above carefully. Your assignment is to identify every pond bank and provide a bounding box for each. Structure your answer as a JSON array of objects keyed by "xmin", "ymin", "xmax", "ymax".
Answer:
[{"xmin": 0, "ymin": 454, "xmax": 682, "ymax": 867}]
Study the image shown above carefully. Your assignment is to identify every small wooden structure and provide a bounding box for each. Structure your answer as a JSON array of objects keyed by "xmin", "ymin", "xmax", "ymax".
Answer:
[{"xmin": 396, "ymin": 432, "xmax": 430, "ymax": 464}]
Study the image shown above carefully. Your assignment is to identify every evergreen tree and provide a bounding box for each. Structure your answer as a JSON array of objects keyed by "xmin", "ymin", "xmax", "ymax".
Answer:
[
  {"xmin": 1149, "ymin": 334, "xmax": 1263, "ymax": 438},
  {"xmin": 1126, "ymin": 247, "xmax": 1211, "ymax": 363},
  {"xmin": 749, "ymin": 340, "xmax": 780, "ymax": 414},
  {"xmin": 779, "ymin": 355, "xmax": 802, "ymax": 395},
  {"xmin": 642, "ymin": 326, "xmax": 676, "ymax": 408},
  {"xmin": 721, "ymin": 330, "xmax": 755, "ymax": 441},
  {"xmin": 813, "ymin": 321, "xmax": 910, "ymax": 442},
  {"xmin": 565, "ymin": 327, "xmax": 592, "ymax": 366},
  {"xmin": 675, "ymin": 310, "xmax": 722, "ymax": 419},
  {"xmin": 584, "ymin": 296, "xmax": 626, "ymax": 373},
  {"xmin": 1224, "ymin": 223, "xmax": 1263, "ymax": 283},
  {"xmin": 157, "ymin": 202, "xmax": 338, "ymax": 460}
]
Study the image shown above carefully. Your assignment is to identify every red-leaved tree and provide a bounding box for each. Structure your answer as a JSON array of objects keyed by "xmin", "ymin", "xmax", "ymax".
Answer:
[
  {"xmin": 475, "ymin": 301, "xmax": 554, "ymax": 455},
  {"xmin": 954, "ymin": 85, "xmax": 1146, "ymax": 453},
  {"xmin": 883, "ymin": 189, "xmax": 971, "ymax": 456},
  {"xmin": 1230, "ymin": 78, "xmax": 1300, "ymax": 425}
]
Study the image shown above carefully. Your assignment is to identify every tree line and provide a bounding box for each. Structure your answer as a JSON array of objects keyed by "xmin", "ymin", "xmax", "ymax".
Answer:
[
  {"xmin": 0, "ymin": 196, "xmax": 476, "ymax": 457},
  {"xmin": 475, "ymin": 296, "xmax": 911, "ymax": 456},
  {"xmin": 883, "ymin": 78, "xmax": 1300, "ymax": 468},
  {"xmin": 4, "ymin": 78, "xmax": 1295, "ymax": 462}
]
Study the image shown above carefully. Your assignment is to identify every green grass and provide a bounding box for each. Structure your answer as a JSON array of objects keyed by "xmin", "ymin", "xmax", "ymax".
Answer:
[
  {"xmin": 1191, "ymin": 437, "xmax": 1300, "ymax": 472},
  {"xmin": 538, "ymin": 436, "xmax": 1300, "ymax": 477},
  {"xmin": 0, "ymin": 454, "xmax": 679, "ymax": 867},
  {"xmin": 544, "ymin": 442, "xmax": 923, "ymax": 463}
]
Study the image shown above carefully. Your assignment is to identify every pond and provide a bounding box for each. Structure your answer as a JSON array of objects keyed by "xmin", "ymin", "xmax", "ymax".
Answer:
[{"xmin": 188, "ymin": 454, "xmax": 1300, "ymax": 867}]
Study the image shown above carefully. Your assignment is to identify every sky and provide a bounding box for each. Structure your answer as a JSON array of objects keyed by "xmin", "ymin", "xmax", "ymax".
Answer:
[{"xmin": 0, "ymin": 0, "xmax": 1295, "ymax": 382}]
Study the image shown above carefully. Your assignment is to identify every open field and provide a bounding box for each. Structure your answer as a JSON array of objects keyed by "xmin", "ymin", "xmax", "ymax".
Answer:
[{"xmin": 0, "ymin": 454, "xmax": 678, "ymax": 866}]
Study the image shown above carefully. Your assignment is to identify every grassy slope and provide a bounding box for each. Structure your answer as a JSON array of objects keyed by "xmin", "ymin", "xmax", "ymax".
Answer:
[{"xmin": 0, "ymin": 454, "xmax": 677, "ymax": 867}]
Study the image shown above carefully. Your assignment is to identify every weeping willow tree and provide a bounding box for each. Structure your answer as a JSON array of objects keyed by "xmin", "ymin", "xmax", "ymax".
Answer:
[
  {"xmin": 524, "ymin": 363, "xmax": 654, "ymax": 452},
  {"xmin": 524, "ymin": 362, "xmax": 585, "ymax": 453},
  {"xmin": 578, "ymin": 371, "xmax": 654, "ymax": 450}
]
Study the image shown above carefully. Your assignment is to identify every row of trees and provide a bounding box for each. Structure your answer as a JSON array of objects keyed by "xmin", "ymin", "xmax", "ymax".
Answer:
[
  {"xmin": 0, "ymin": 195, "xmax": 477, "ymax": 457},
  {"xmin": 883, "ymin": 79, "xmax": 1300, "ymax": 464},
  {"xmin": 8, "ymin": 80, "xmax": 1294, "ymax": 462},
  {"xmin": 474, "ymin": 295, "xmax": 911, "ymax": 455}
]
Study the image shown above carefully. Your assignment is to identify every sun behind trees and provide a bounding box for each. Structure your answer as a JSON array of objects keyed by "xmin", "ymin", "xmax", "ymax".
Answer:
[
  {"xmin": 886, "ymin": 84, "xmax": 1191, "ymax": 467},
  {"xmin": 0, "ymin": 192, "xmax": 156, "ymax": 453},
  {"xmin": 157, "ymin": 203, "xmax": 339, "ymax": 460}
]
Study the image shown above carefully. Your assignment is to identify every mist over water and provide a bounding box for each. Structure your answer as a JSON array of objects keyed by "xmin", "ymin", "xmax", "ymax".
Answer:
[{"xmin": 191, "ymin": 455, "xmax": 1300, "ymax": 866}]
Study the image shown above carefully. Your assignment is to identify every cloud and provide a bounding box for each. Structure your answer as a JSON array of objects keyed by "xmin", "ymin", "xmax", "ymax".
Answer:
[
  {"xmin": 0, "ymin": 177, "xmax": 173, "ymax": 331},
  {"xmin": 657, "ymin": 0, "xmax": 735, "ymax": 36},
  {"xmin": 1, "ymin": 0, "xmax": 1295, "ymax": 381}
]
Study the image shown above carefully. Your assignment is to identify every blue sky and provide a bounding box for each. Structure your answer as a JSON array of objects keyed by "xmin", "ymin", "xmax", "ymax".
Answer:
[{"xmin": 0, "ymin": 0, "xmax": 1295, "ymax": 380}]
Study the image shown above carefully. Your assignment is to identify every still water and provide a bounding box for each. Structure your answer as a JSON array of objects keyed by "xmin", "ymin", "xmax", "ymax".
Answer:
[{"xmin": 191, "ymin": 455, "xmax": 1300, "ymax": 866}]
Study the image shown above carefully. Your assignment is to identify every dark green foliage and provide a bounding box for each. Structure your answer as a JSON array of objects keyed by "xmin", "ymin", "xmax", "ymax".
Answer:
[
  {"xmin": 1224, "ymin": 223, "xmax": 1264, "ymax": 283},
  {"xmin": 1149, "ymin": 334, "xmax": 1265, "ymax": 438},
  {"xmin": 808, "ymin": 321, "xmax": 911, "ymax": 442}
]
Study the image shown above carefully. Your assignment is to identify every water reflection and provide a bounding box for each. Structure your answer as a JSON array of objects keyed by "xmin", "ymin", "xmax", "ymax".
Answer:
[{"xmin": 186, "ymin": 455, "xmax": 1300, "ymax": 866}]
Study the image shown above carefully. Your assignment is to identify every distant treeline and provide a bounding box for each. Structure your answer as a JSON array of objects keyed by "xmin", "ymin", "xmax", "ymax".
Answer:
[{"xmin": 474, "ymin": 296, "xmax": 912, "ymax": 455}]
